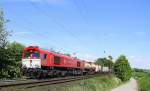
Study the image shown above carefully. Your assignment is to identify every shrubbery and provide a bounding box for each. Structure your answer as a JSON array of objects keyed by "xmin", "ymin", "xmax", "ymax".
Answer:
[
  {"xmin": 0, "ymin": 8, "xmax": 24, "ymax": 79},
  {"xmin": 113, "ymin": 55, "xmax": 132, "ymax": 81},
  {"xmin": 0, "ymin": 45, "xmax": 23, "ymax": 79}
]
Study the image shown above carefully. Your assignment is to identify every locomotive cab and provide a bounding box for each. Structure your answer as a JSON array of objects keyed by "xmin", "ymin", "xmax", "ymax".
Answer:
[{"xmin": 22, "ymin": 46, "xmax": 41, "ymax": 69}]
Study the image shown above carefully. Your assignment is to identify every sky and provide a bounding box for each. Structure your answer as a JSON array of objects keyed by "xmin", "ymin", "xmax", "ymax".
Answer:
[{"xmin": 0, "ymin": 0, "xmax": 150, "ymax": 69}]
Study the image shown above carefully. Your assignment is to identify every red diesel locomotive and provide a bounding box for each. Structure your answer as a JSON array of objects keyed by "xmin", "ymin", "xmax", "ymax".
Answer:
[{"xmin": 22, "ymin": 46, "xmax": 101, "ymax": 78}]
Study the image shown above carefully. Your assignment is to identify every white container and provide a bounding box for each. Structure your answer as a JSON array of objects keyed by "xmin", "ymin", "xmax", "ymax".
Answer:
[
  {"xmin": 102, "ymin": 67, "xmax": 109, "ymax": 72},
  {"xmin": 95, "ymin": 65, "xmax": 101, "ymax": 72},
  {"xmin": 84, "ymin": 62, "xmax": 92, "ymax": 69}
]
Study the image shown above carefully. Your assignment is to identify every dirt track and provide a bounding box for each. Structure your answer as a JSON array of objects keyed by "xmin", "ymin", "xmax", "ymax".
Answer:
[{"xmin": 111, "ymin": 78, "xmax": 138, "ymax": 91}]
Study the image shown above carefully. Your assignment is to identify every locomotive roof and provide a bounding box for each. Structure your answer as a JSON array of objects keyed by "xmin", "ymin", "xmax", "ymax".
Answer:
[
  {"xmin": 24, "ymin": 46, "xmax": 82, "ymax": 61},
  {"xmin": 24, "ymin": 46, "xmax": 97, "ymax": 64}
]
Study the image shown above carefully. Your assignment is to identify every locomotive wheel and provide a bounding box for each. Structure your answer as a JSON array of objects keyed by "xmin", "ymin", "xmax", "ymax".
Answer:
[
  {"xmin": 29, "ymin": 73, "xmax": 36, "ymax": 79},
  {"xmin": 42, "ymin": 72, "xmax": 48, "ymax": 78},
  {"xmin": 36, "ymin": 72, "xmax": 42, "ymax": 79},
  {"xmin": 61, "ymin": 71, "xmax": 66, "ymax": 77}
]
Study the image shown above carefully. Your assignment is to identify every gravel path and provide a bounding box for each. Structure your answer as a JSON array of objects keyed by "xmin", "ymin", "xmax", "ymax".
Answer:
[{"xmin": 111, "ymin": 78, "xmax": 138, "ymax": 91}]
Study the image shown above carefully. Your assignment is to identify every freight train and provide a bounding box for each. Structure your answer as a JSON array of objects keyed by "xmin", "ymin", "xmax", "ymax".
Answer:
[{"xmin": 22, "ymin": 46, "xmax": 110, "ymax": 78}]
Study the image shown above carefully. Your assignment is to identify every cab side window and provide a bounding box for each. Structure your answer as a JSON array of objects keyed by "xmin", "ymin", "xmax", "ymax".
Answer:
[
  {"xmin": 54, "ymin": 56, "xmax": 60, "ymax": 64},
  {"xmin": 42, "ymin": 54, "xmax": 47, "ymax": 61},
  {"xmin": 77, "ymin": 61, "xmax": 80, "ymax": 67}
]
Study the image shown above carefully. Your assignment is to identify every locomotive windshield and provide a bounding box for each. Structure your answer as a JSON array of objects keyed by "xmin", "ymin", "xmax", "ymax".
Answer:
[
  {"xmin": 24, "ymin": 51, "xmax": 39, "ymax": 59},
  {"xmin": 24, "ymin": 52, "xmax": 30, "ymax": 59},
  {"xmin": 32, "ymin": 52, "xmax": 39, "ymax": 59}
]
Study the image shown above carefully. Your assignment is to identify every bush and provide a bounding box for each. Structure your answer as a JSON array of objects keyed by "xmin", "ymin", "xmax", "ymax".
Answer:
[
  {"xmin": 113, "ymin": 55, "xmax": 132, "ymax": 81},
  {"xmin": 0, "ymin": 48, "xmax": 22, "ymax": 79},
  {"xmin": 0, "ymin": 42, "xmax": 24, "ymax": 79}
]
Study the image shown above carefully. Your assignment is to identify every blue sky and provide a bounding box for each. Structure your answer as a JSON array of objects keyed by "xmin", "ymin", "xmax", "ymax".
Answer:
[{"xmin": 0, "ymin": 0, "xmax": 150, "ymax": 69}]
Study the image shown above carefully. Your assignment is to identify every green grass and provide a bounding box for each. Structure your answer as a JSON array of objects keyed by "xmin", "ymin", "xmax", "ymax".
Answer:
[
  {"xmin": 135, "ymin": 72, "xmax": 150, "ymax": 91},
  {"xmin": 134, "ymin": 72, "xmax": 148, "ymax": 79},
  {"xmin": 4, "ymin": 75, "xmax": 122, "ymax": 91}
]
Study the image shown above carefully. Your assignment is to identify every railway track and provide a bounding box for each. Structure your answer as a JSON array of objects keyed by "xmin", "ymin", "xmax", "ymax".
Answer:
[{"xmin": 0, "ymin": 74, "xmax": 99, "ymax": 90}]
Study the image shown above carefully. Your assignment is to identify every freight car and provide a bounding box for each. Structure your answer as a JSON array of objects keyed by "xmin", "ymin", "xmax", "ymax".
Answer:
[{"xmin": 22, "ymin": 46, "xmax": 107, "ymax": 78}]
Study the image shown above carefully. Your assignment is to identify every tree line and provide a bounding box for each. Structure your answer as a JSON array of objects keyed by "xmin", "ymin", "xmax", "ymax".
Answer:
[{"xmin": 0, "ymin": 8, "xmax": 132, "ymax": 81}]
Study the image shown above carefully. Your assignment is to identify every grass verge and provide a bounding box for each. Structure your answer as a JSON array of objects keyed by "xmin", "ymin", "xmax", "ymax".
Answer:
[
  {"xmin": 4, "ymin": 75, "xmax": 121, "ymax": 91},
  {"xmin": 135, "ymin": 72, "xmax": 150, "ymax": 91}
]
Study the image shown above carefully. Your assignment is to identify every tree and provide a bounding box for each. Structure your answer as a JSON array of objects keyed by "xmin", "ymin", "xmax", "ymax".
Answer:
[
  {"xmin": 108, "ymin": 55, "xmax": 113, "ymax": 61},
  {"xmin": 0, "ymin": 8, "xmax": 25, "ymax": 78},
  {"xmin": 95, "ymin": 58, "xmax": 105, "ymax": 66},
  {"xmin": 0, "ymin": 8, "xmax": 9, "ymax": 48},
  {"xmin": 7, "ymin": 41, "xmax": 25, "ymax": 62},
  {"xmin": 108, "ymin": 55, "xmax": 113, "ymax": 69},
  {"xmin": 113, "ymin": 55, "xmax": 132, "ymax": 81},
  {"xmin": 64, "ymin": 53, "xmax": 71, "ymax": 57},
  {"xmin": 95, "ymin": 57, "xmax": 113, "ymax": 69},
  {"xmin": 0, "ymin": 41, "xmax": 25, "ymax": 78},
  {"xmin": 49, "ymin": 48, "xmax": 56, "ymax": 52},
  {"xmin": 7, "ymin": 41, "xmax": 25, "ymax": 51},
  {"xmin": 0, "ymin": 8, "xmax": 11, "ymax": 78},
  {"xmin": 6, "ymin": 42, "xmax": 25, "ymax": 78}
]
